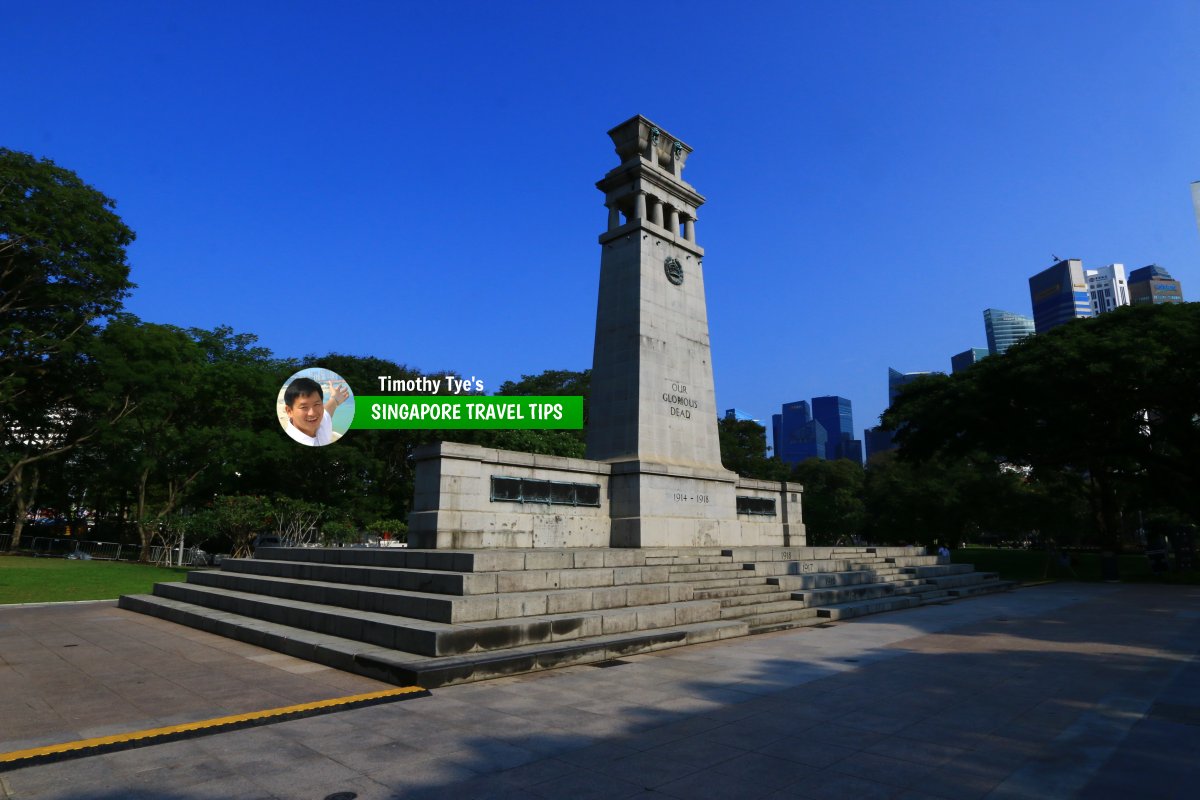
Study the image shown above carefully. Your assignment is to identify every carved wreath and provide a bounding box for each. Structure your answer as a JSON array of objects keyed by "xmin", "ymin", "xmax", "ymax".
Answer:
[{"xmin": 664, "ymin": 257, "xmax": 684, "ymax": 286}]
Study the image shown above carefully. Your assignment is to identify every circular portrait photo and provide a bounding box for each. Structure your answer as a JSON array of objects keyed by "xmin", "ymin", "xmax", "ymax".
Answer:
[{"xmin": 276, "ymin": 367, "xmax": 355, "ymax": 446}]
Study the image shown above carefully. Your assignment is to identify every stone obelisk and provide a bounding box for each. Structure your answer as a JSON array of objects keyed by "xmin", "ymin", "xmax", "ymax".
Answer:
[{"xmin": 586, "ymin": 116, "xmax": 741, "ymax": 547}]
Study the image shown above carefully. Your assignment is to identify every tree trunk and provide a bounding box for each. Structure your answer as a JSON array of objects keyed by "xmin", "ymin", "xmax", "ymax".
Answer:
[
  {"xmin": 1090, "ymin": 470, "xmax": 1122, "ymax": 581},
  {"xmin": 8, "ymin": 464, "xmax": 39, "ymax": 551},
  {"xmin": 137, "ymin": 467, "xmax": 153, "ymax": 561}
]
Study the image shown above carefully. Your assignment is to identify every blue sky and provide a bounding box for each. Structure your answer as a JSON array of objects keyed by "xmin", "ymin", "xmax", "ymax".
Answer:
[{"xmin": 7, "ymin": 1, "xmax": 1199, "ymax": 446}]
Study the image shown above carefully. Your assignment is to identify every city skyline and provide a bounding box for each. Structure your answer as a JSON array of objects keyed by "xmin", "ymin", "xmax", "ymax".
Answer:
[{"xmin": 6, "ymin": 2, "xmax": 1198, "ymax": 433}]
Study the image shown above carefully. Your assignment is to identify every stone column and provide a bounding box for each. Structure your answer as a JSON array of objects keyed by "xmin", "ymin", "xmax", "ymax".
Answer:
[
  {"xmin": 666, "ymin": 206, "xmax": 679, "ymax": 236},
  {"xmin": 650, "ymin": 196, "xmax": 664, "ymax": 227},
  {"xmin": 607, "ymin": 204, "xmax": 621, "ymax": 231},
  {"xmin": 635, "ymin": 191, "xmax": 647, "ymax": 222},
  {"xmin": 683, "ymin": 215, "xmax": 695, "ymax": 242}
]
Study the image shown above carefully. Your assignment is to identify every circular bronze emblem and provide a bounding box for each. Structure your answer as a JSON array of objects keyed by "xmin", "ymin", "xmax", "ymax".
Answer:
[{"xmin": 664, "ymin": 257, "xmax": 684, "ymax": 286}]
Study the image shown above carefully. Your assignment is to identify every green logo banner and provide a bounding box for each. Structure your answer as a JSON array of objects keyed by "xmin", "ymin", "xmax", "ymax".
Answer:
[{"xmin": 352, "ymin": 396, "xmax": 584, "ymax": 430}]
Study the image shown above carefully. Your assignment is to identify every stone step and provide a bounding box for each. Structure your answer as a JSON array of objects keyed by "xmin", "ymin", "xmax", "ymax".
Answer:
[
  {"xmin": 255, "ymin": 546, "xmax": 684, "ymax": 573},
  {"xmin": 748, "ymin": 558, "xmax": 909, "ymax": 577},
  {"xmin": 647, "ymin": 554, "xmax": 735, "ymax": 566},
  {"xmin": 763, "ymin": 573, "xmax": 921, "ymax": 592},
  {"xmin": 767, "ymin": 570, "xmax": 879, "ymax": 590},
  {"xmin": 668, "ymin": 575, "xmax": 770, "ymax": 591},
  {"xmin": 713, "ymin": 590, "xmax": 795, "ymax": 608},
  {"xmin": 150, "ymin": 582, "xmax": 721, "ymax": 657},
  {"xmin": 691, "ymin": 583, "xmax": 782, "ymax": 600},
  {"xmin": 220, "ymin": 559, "xmax": 489, "ymax": 596},
  {"xmin": 231, "ymin": 558, "xmax": 683, "ymax": 596},
  {"xmin": 741, "ymin": 607, "xmax": 823, "ymax": 629},
  {"xmin": 667, "ymin": 562, "xmax": 748, "ymax": 574},
  {"xmin": 928, "ymin": 571, "xmax": 1003, "ymax": 590},
  {"xmin": 720, "ymin": 599, "xmax": 810, "ymax": 620},
  {"xmin": 117, "ymin": 593, "xmax": 747, "ymax": 688},
  {"xmin": 792, "ymin": 581, "xmax": 908, "ymax": 606},
  {"xmin": 886, "ymin": 555, "xmax": 941, "ymax": 567},
  {"xmin": 814, "ymin": 595, "xmax": 925, "ymax": 621},
  {"xmin": 189, "ymin": 570, "xmax": 693, "ymax": 624},
  {"xmin": 948, "ymin": 580, "xmax": 1017, "ymax": 598},
  {"xmin": 721, "ymin": 546, "xmax": 925, "ymax": 562},
  {"xmin": 902, "ymin": 563, "xmax": 975, "ymax": 578},
  {"xmin": 667, "ymin": 568, "xmax": 763, "ymax": 583},
  {"xmin": 641, "ymin": 548, "xmax": 728, "ymax": 562}
]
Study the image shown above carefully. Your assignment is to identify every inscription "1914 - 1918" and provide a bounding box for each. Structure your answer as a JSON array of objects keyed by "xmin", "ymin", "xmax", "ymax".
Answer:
[{"xmin": 662, "ymin": 380, "xmax": 699, "ymax": 420}]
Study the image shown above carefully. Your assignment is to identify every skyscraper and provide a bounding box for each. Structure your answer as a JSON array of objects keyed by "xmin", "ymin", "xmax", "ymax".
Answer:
[
  {"xmin": 951, "ymin": 347, "xmax": 989, "ymax": 374},
  {"xmin": 1029, "ymin": 259, "xmax": 1093, "ymax": 333},
  {"xmin": 983, "ymin": 308, "xmax": 1035, "ymax": 355},
  {"xmin": 1128, "ymin": 264, "xmax": 1184, "ymax": 305},
  {"xmin": 1085, "ymin": 264, "xmax": 1129, "ymax": 314},
  {"xmin": 772, "ymin": 401, "xmax": 826, "ymax": 465},
  {"xmin": 812, "ymin": 395, "xmax": 861, "ymax": 463},
  {"xmin": 888, "ymin": 367, "xmax": 932, "ymax": 406},
  {"xmin": 864, "ymin": 426, "xmax": 894, "ymax": 462}
]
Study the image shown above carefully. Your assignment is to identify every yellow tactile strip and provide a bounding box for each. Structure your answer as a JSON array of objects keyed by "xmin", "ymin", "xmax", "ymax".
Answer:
[{"xmin": 0, "ymin": 685, "xmax": 428, "ymax": 771}]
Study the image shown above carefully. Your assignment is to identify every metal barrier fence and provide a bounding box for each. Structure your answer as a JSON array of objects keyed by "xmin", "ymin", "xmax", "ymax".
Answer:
[
  {"xmin": 5, "ymin": 535, "xmax": 142, "ymax": 561},
  {"xmin": 147, "ymin": 545, "xmax": 209, "ymax": 567},
  {"xmin": 2, "ymin": 534, "xmax": 211, "ymax": 565}
]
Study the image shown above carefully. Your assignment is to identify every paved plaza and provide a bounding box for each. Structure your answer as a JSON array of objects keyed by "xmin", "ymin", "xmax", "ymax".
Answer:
[{"xmin": 1, "ymin": 582, "xmax": 1197, "ymax": 799}]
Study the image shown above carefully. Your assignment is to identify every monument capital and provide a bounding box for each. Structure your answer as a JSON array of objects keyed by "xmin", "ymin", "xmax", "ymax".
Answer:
[{"xmin": 607, "ymin": 115, "xmax": 695, "ymax": 175}]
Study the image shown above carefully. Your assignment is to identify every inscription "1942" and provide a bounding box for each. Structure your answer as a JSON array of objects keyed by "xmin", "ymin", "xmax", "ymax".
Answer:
[{"xmin": 662, "ymin": 381, "xmax": 699, "ymax": 420}]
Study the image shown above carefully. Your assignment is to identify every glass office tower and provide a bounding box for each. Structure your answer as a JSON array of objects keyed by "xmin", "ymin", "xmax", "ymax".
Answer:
[
  {"xmin": 983, "ymin": 308, "xmax": 1035, "ymax": 355},
  {"xmin": 1029, "ymin": 259, "xmax": 1093, "ymax": 333}
]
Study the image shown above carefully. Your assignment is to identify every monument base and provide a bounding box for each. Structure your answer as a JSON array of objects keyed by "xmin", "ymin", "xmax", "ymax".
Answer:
[{"xmin": 408, "ymin": 441, "xmax": 803, "ymax": 549}]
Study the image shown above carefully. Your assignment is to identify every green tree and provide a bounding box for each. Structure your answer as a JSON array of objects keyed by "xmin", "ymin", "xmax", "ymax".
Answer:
[
  {"xmin": 208, "ymin": 495, "xmax": 274, "ymax": 558},
  {"xmin": 884, "ymin": 304, "xmax": 1200, "ymax": 548},
  {"xmin": 297, "ymin": 354, "xmax": 434, "ymax": 524},
  {"xmin": 718, "ymin": 417, "xmax": 790, "ymax": 480},
  {"xmin": 791, "ymin": 458, "xmax": 866, "ymax": 544},
  {"xmin": 86, "ymin": 317, "xmax": 214, "ymax": 559},
  {"xmin": 1, "ymin": 150, "xmax": 136, "ymax": 547},
  {"xmin": 486, "ymin": 368, "xmax": 591, "ymax": 456}
]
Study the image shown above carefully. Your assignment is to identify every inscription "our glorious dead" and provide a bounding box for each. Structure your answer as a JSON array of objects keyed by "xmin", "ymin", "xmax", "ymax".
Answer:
[{"xmin": 662, "ymin": 380, "xmax": 699, "ymax": 419}]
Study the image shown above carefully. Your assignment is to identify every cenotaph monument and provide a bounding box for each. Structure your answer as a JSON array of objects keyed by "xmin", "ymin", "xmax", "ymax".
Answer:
[{"xmin": 408, "ymin": 116, "xmax": 803, "ymax": 549}]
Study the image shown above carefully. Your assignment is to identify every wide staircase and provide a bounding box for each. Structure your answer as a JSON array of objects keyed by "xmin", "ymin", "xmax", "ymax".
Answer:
[{"xmin": 120, "ymin": 546, "xmax": 1013, "ymax": 688}]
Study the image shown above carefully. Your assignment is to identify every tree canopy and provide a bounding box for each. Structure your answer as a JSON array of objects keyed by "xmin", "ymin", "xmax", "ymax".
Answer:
[
  {"xmin": 0, "ymin": 149, "xmax": 134, "ymax": 403},
  {"xmin": 884, "ymin": 303, "xmax": 1200, "ymax": 546}
]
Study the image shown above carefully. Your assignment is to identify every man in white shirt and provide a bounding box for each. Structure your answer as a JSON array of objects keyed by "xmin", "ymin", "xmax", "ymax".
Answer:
[{"xmin": 283, "ymin": 377, "xmax": 349, "ymax": 446}]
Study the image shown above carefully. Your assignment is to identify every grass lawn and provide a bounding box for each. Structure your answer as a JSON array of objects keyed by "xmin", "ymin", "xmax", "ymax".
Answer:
[
  {"xmin": 0, "ymin": 555, "xmax": 192, "ymax": 604},
  {"xmin": 953, "ymin": 547, "xmax": 1200, "ymax": 584}
]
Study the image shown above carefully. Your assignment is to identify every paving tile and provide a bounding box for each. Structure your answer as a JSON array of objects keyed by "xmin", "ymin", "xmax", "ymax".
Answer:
[
  {"xmin": 863, "ymin": 736, "xmax": 969, "ymax": 767},
  {"xmin": 640, "ymin": 734, "xmax": 747, "ymax": 768},
  {"xmin": 526, "ymin": 768, "xmax": 645, "ymax": 799},
  {"xmin": 695, "ymin": 718, "xmax": 791, "ymax": 751},
  {"xmin": 829, "ymin": 751, "xmax": 933, "ymax": 788},
  {"xmin": 654, "ymin": 765, "xmax": 780, "ymax": 800},
  {"xmin": 493, "ymin": 756, "xmax": 579, "ymax": 787},
  {"xmin": 553, "ymin": 740, "xmax": 640, "ymax": 769},
  {"xmin": 788, "ymin": 769, "xmax": 900, "ymax": 800},
  {"xmin": 400, "ymin": 775, "xmax": 538, "ymax": 800},
  {"xmin": 755, "ymin": 736, "xmax": 858, "ymax": 768},
  {"xmin": 711, "ymin": 751, "xmax": 817, "ymax": 787},
  {"xmin": 595, "ymin": 748, "xmax": 707, "ymax": 788}
]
